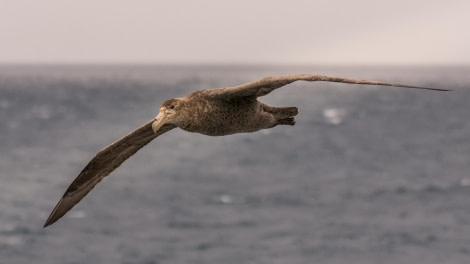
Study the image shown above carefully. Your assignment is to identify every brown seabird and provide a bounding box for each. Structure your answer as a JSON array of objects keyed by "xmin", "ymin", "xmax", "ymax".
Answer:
[{"xmin": 44, "ymin": 74, "xmax": 448, "ymax": 227}]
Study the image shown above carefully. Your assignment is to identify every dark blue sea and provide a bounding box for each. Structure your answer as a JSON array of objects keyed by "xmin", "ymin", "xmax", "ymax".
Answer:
[{"xmin": 1, "ymin": 65, "xmax": 470, "ymax": 263}]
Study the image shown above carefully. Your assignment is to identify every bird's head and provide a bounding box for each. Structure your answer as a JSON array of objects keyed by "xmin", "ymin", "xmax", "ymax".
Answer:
[{"xmin": 152, "ymin": 98, "xmax": 185, "ymax": 133}]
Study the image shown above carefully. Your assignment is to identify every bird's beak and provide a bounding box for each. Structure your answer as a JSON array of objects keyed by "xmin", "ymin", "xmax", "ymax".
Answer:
[{"xmin": 152, "ymin": 110, "xmax": 167, "ymax": 133}]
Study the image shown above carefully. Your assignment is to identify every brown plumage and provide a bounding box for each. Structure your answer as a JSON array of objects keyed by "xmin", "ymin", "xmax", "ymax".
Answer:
[{"xmin": 44, "ymin": 74, "xmax": 448, "ymax": 227}]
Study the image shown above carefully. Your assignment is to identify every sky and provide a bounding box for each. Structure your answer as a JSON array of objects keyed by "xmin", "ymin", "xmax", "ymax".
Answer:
[{"xmin": 1, "ymin": 0, "xmax": 469, "ymax": 65}]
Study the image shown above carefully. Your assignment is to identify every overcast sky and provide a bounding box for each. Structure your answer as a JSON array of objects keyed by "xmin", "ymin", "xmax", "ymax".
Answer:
[{"xmin": 1, "ymin": 0, "xmax": 469, "ymax": 65}]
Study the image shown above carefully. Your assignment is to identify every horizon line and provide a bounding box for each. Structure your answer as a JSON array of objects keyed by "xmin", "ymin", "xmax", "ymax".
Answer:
[{"xmin": 0, "ymin": 61, "xmax": 469, "ymax": 68}]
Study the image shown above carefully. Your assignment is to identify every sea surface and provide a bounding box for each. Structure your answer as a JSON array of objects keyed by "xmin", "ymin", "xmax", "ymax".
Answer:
[{"xmin": 1, "ymin": 64, "xmax": 470, "ymax": 264}]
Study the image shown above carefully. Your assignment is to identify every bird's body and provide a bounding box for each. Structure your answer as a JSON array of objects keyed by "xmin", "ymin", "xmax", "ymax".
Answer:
[
  {"xmin": 165, "ymin": 89, "xmax": 297, "ymax": 136},
  {"xmin": 44, "ymin": 74, "xmax": 448, "ymax": 227}
]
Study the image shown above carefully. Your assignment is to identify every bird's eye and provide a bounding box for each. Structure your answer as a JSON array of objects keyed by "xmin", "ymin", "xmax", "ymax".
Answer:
[{"xmin": 169, "ymin": 105, "xmax": 175, "ymax": 109}]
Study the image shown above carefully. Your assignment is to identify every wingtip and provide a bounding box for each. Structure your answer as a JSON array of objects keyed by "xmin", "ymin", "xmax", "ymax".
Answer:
[
  {"xmin": 43, "ymin": 210, "xmax": 60, "ymax": 228},
  {"xmin": 43, "ymin": 216, "xmax": 58, "ymax": 228},
  {"xmin": 43, "ymin": 196, "xmax": 72, "ymax": 228},
  {"xmin": 425, "ymin": 87, "xmax": 451, "ymax": 92}
]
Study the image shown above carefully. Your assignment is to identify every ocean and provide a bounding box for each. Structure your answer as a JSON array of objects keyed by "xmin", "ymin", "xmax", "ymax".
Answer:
[{"xmin": 1, "ymin": 64, "xmax": 470, "ymax": 263}]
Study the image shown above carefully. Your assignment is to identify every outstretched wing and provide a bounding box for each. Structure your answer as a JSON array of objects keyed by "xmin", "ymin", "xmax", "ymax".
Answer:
[
  {"xmin": 44, "ymin": 120, "xmax": 176, "ymax": 227},
  {"xmin": 213, "ymin": 74, "xmax": 448, "ymax": 99}
]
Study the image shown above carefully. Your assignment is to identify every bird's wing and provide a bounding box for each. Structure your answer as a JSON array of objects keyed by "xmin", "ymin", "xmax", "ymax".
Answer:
[
  {"xmin": 213, "ymin": 74, "xmax": 448, "ymax": 99},
  {"xmin": 44, "ymin": 120, "xmax": 176, "ymax": 227}
]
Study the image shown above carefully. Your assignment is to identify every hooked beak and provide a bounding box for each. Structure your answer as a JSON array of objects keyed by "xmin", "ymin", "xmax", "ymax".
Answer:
[{"xmin": 152, "ymin": 111, "xmax": 167, "ymax": 133}]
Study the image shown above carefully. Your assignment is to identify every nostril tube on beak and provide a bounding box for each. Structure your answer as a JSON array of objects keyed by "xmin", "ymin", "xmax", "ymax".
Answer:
[{"xmin": 152, "ymin": 111, "xmax": 166, "ymax": 133}]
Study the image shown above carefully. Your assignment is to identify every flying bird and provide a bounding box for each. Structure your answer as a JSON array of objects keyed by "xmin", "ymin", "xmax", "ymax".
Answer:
[{"xmin": 44, "ymin": 74, "xmax": 448, "ymax": 227}]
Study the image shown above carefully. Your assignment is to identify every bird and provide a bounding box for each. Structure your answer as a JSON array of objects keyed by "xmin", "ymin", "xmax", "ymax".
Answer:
[{"xmin": 44, "ymin": 74, "xmax": 448, "ymax": 227}]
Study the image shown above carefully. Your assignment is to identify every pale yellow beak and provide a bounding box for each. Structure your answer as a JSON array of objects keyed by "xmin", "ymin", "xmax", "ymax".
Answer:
[{"xmin": 152, "ymin": 111, "xmax": 167, "ymax": 133}]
